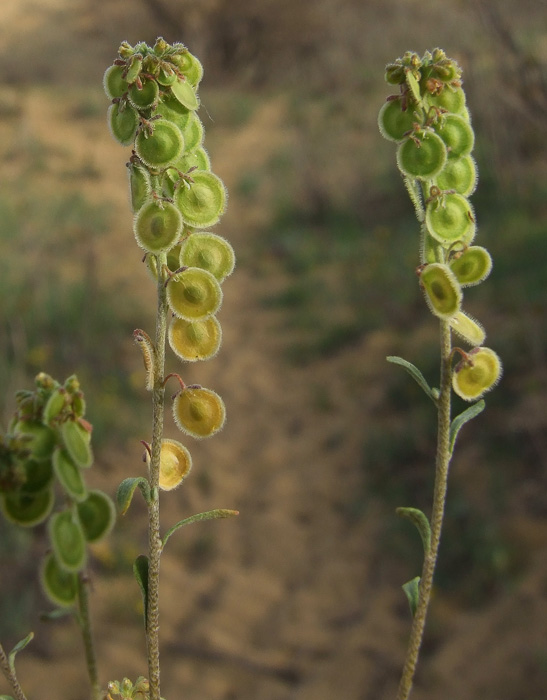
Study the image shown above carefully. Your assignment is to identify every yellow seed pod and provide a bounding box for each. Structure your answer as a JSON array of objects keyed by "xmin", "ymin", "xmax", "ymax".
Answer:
[
  {"xmin": 173, "ymin": 387, "xmax": 226, "ymax": 439},
  {"xmin": 166, "ymin": 267, "xmax": 223, "ymax": 320},
  {"xmin": 435, "ymin": 114, "xmax": 475, "ymax": 159},
  {"xmin": 378, "ymin": 98, "xmax": 418, "ymax": 142},
  {"xmin": 128, "ymin": 163, "xmax": 151, "ymax": 213},
  {"xmin": 449, "ymin": 245, "xmax": 492, "ymax": 287},
  {"xmin": 181, "ymin": 112, "xmax": 204, "ymax": 153},
  {"xmin": 147, "ymin": 439, "xmax": 192, "ymax": 490},
  {"xmin": 134, "ymin": 200, "xmax": 182, "ymax": 254},
  {"xmin": 397, "ymin": 132, "xmax": 447, "ymax": 180},
  {"xmin": 179, "ymin": 232, "xmax": 235, "ymax": 282},
  {"xmin": 170, "ymin": 77, "xmax": 199, "ymax": 111},
  {"xmin": 168, "ymin": 316, "xmax": 222, "ymax": 362},
  {"xmin": 450, "ymin": 311, "xmax": 486, "ymax": 347},
  {"xmin": 435, "ymin": 155, "xmax": 477, "ymax": 196},
  {"xmin": 107, "ymin": 102, "xmax": 139, "ymax": 147},
  {"xmin": 135, "ymin": 119, "xmax": 184, "ymax": 169},
  {"xmin": 426, "ymin": 193, "xmax": 476, "ymax": 246},
  {"xmin": 452, "ymin": 347, "xmax": 502, "ymax": 401},
  {"xmin": 103, "ymin": 64, "xmax": 128, "ymax": 100},
  {"xmin": 128, "ymin": 78, "xmax": 159, "ymax": 110},
  {"xmin": 420, "ymin": 263, "xmax": 462, "ymax": 320},
  {"xmin": 174, "ymin": 171, "xmax": 227, "ymax": 229}
]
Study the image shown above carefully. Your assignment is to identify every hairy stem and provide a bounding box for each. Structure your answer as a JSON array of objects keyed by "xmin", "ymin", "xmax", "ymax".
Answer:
[
  {"xmin": 397, "ymin": 320, "xmax": 452, "ymax": 700},
  {"xmin": 147, "ymin": 251, "xmax": 168, "ymax": 700},
  {"xmin": 0, "ymin": 643, "xmax": 29, "ymax": 700},
  {"xmin": 77, "ymin": 571, "xmax": 101, "ymax": 700}
]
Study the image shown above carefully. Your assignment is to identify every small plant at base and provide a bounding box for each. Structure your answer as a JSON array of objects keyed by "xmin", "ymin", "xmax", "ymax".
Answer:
[{"xmin": 379, "ymin": 49, "xmax": 502, "ymax": 700}]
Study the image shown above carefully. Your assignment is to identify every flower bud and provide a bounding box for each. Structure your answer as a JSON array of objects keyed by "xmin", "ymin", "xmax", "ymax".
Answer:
[
  {"xmin": 449, "ymin": 245, "xmax": 492, "ymax": 287},
  {"xmin": 173, "ymin": 387, "xmax": 226, "ymax": 439},
  {"xmin": 40, "ymin": 552, "xmax": 78, "ymax": 607},
  {"xmin": 378, "ymin": 98, "xmax": 417, "ymax": 142},
  {"xmin": 397, "ymin": 132, "xmax": 447, "ymax": 179},
  {"xmin": 134, "ymin": 200, "xmax": 182, "ymax": 254},
  {"xmin": 166, "ymin": 267, "xmax": 223, "ymax": 320},
  {"xmin": 53, "ymin": 447, "xmax": 87, "ymax": 502},
  {"xmin": 435, "ymin": 114, "xmax": 474, "ymax": 159},
  {"xmin": 449, "ymin": 311, "xmax": 486, "ymax": 347},
  {"xmin": 419, "ymin": 263, "xmax": 462, "ymax": 320},
  {"xmin": 147, "ymin": 439, "xmax": 192, "ymax": 490},
  {"xmin": 426, "ymin": 193, "xmax": 476, "ymax": 246},
  {"xmin": 179, "ymin": 232, "xmax": 235, "ymax": 282},
  {"xmin": 108, "ymin": 102, "xmax": 139, "ymax": 147},
  {"xmin": 1, "ymin": 487, "xmax": 54, "ymax": 527},
  {"xmin": 170, "ymin": 77, "xmax": 199, "ymax": 111},
  {"xmin": 168, "ymin": 316, "xmax": 222, "ymax": 362},
  {"xmin": 77, "ymin": 490, "xmax": 116, "ymax": 543},
  {"xmin": 435, "ymin": 155, "xmax": 477, "ymax": 196},
  {"xmin": 48, "ymin": 510, "xmax": 87, "ymax": 572},
  {"xmin": 452, "ymin": 347, "xmax": 502, "ymax": 401},
  {"xmin": 174, "ymin": 171, "xmax": 227, "ymax": 229}
]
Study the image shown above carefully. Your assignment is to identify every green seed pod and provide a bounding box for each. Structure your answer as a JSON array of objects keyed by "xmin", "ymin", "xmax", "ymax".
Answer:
[
  {"xmin": 426, "ymin": 193, "xmax": 476, "ymax": 246},
  {"xmin": 53, "ymin": 447, "xmax": 87, "ymax": 503},
  {"xmin": 77, "ymin": 490, "xmax": 116, "ymax": 543},
  {"xmin": 449, "ymin": 311, "xmax": 486, "ymax": 347},
  {"xmin": 157, "ymin": 65, "xmax": 177, "ymax": 86},
  {"xmin": 397, "ymin": 133, "xmax": 447, "ymax": 180},
  {"xmin": 71, "ymin": 391, "xmax": 86, "ymax": 418},
  {"xmin": 1, "ymin": 488, "xmax": 54, "ymax": 527},
  {"xmin": 128, "ymin": 78, "xmax": 159, "ymax": 110},
  {"xmin": 378, "ymin": 99, "xmax": 417, "ymax": 142},
  {"xmin": 20, "ymin": 458, "xmax": 54, "ymax": 493},
  {"xmin": 178, "ymin": 146, "xmax": 211, "ymax": 173},
  {"xmin": 49, "ymin": 510, "xmax": 87, "ymax": 572},
  {"xmin": 153, "ymin": 93, "xmax": 192, "ymax": 129},
  {"xmin": 166, "ymin": 267, "xmax": 223, "ymax": 320},
  {"xmin": 40, "ymin": 552, "xmax": 78, "ymax": 607},
  {"xmin": 14, "ymin": 420, "xmax": 56, "ymax": 461},
  {"xmin": 107, "ymin": 102, "xmax": 139, "ymax": 147},
  {"xmin": 385, "ymin": 64, "xmax": 405, "ymax": 85},
  {"xmin": 173, "ymin": 387, "xmax": 226, "ymax": 439},
  {"xmin": 435, "ymin": 155, "xmax": 477, "ymax": 196},
  {"xmin": 168, "ymin": 316, "xmax": 222, "ymax": 362},
  {"xmin": 135, "ymin": 119, "xmax": 185, "ymax": 169},
  {"xmin": 427, "ymin": 86, "xmax": 466, "ymax": 115},
  {"xmin": 148, "ymin": 439, "xmax": 192, "ymax": 491},
  {"xmin": 43, "ymin": 387, "xmax": 67, "ymax": 424},
  {"xmin": 103, "ymin": 64, "xmax": 128, "ymax": 100},
  {"xmin": 128, "ymin": 163, "xmax": 151, "ymax": 213},
  {"xmin": 452, "ymin": 347, "xmax": 502, "ymax": 401},
  {"xmin": 419, "ymin": 263, "xmax": 462, "ymax": 320},
  {"xmin": 170, "ymin": 77, "xmax": 199, "ymax": 111},
  {"xmin": 174, "ymin": 171, "xmax": 227, "ymax": 228},
  {"xmin": 134, "ymin": 200, "xmax": 182, "ymax": 254},
  {"xmin": 420, "ymin": 229, "xmax": 440, "ymax": 265},
  {"xmin": 60, "ymin": 419, "xmax": 93, "ymax": 469},
  {"xmin": 435, "ymin": 114, "xmax": 474, "ymax": 159},
  {"xmin": 180, "ymin": 232, "xmax": 235, "ymax": 282},
  {"xmin": 145, "ymin": 242, "xmax": 182, "ymax": 279},
  {"xmin": 171, "ymin": 51, "xmax": 203, "ymax": 87},
  {"xmin": 124, "ymin": 55, "xmax": 143, "ymax": 84},
  {"xmin": 449, "ymin": 245, "xmax": 492, "ymax": 287},
  {"xmin": 181, "ymin": 112, "xmax": 204, "ymax": 153}
]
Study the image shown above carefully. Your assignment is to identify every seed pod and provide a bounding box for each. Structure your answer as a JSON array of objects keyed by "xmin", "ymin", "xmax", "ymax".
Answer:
[
  {"xmin": 128, "ymin": 163, "xmax": 151, "ymax": 213},
  {"xmin": 108, "ymin": 102, "xmax": 139, "ymax": 147},
  {"xmin": 435, "ymin": 114, "xmax": 474, "ymax": 159},
  {"xmin": 426, "ymin": 193, "xmax": 476, "ymax": 246},
  {"xmin": 77, "ymin": 490, "xmax": 116, "ymax": 543},
  {"xmin": 166, "ymin": 267, "xmax": 223, "ymax": 320},
  {"xmin": 103, "ymin": 64, "xmax": 128, "ymax": 100},
  {"xmin": 43, "ymin": 387, "xmax": 67, "ymax": 424},
  {"xmin": 1, "ymin": 488, "xmax": 54, "ymax": 527},
  {"xmin": 419, "ymin": 263, "xmax": 462, "ymax": 320},
  {"xmin": 53, "ymin": 447, "xmax": 87, "ymax": 502},
  {"xmin": 378, "ymin": 98, "xmax": 418, "ymax": 142},
  {"xmin": 157, "ymin": 65, "xmax": 177, "ymax": 86},
  {"xmin": 20, "ymin": 458, "xmax": 54, "ymax": 493},
  {"xmin": 449, "ymin": 245, "xmax": 492, "ymax": 287},
  {"xmin": 134, "ymin": 200, "xmax": 182, "ymax": 254},
  {"xmin": 135, "ymin": 119, "xmax": 185, "ymax": 169},
  {"xmin": 153, "ymin": 93, "xmax": 192, "ymax": 129},
  {"xmin": 178, "ymin": 146, "xmax": 211, "ymax": 173},
  {"xmin": 148, "ymin": 439, "xmax": 192, "ymax": 491},
  {"xmin": 426, "ymin": 86, "xmax": 466, "ymax": 115},
  {"xmin": 452, "ymin": 347, "xmax": 502, "ymax": 401},
  {"xmin": 171, "ymin": 51, "xmax": 203, "ymax": 87},
  {"xmin": 181, "ymin": 112, "xmax": 204, "ymax": 153},
  {"xmin": 49, "ymin": 510, "xmax": 87, "ymax": 572},
  {"xmin": 170, "ymin": 77, "xmax": 199, "ymax": 111},
  {"xmin": 449, "ymin": 311, "xmax": 486, "ymax": 347},
  {"xmin": 71, "ymin": 391, "xmax": 86, "ymax": 419},
  {"xmin": 435, "ymin": 155, "xmax": 477, "ymax": 196},
  {"xmin": 128, "ymin": 78, "xmax": 159, "ymax": 110},
  {"xmin": 180, "ymin": 232, "xmax": 235, "ymax": 282},
  {"xmin": 174, "ymin": 171, "xmax": 227, "ymax": 229},
  {"xmin": 397, "ymin": 132, "xmax": 447, "ymax": 179},
  {"xmin": 145, "ymin": 242, "xmax": 182, "ymax": 280},
  {"xmin": 40, "ymin": 552, "xmax": 78, "ymax": 607},
  {"xmin": 169, "ymin": 316, "xmax": 222, "ymax": 362},
  {"xmin": 14, "ymin": 420, "xmax": 56, "ymax": 461},
  {"xmin": 173, "ymin": 386, "xmax": 226, "ymax": 439},
  {"xmin": 60, "ymin": 419, "xmax": 93, "ymax": 469},
  {"xmin": 124, "ymin": 55, "xmax": 143, "ymax": 84}
]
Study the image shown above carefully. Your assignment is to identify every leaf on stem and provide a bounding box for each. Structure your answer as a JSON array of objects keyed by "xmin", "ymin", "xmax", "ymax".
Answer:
[
  {"xmin": 449, "ymin": 400, "xmax": 485, "ymax": 454},
  {"xmin": 386, "ymin": 356, "xmax": 437, "ymax": 404},
  {"xmin": 116, "ymin": 477, "xmax": 151, "ymax": 515},
  {"xmin": 8, "ymin": 632, "xmax": 33, "ymax": 675},
  {"xmin": 396, "ymin": 507, "xmax": 431, "ymax": 554},
  {"xmin": 133, "ymin": 555, "xmax": 149, "ymax": 630},
  {"xmin": 162, "ymin": 509, "xmax": 239, "ymax": 548},
  {"xmin": 402, "ymin": 576, "xmax": 420, "ymax": 617}
]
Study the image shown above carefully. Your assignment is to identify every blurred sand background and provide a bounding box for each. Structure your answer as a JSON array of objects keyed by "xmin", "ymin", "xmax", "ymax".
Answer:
[{"xmin": 1, "ymin": 0, "xmax": 547, "ymax": 699}]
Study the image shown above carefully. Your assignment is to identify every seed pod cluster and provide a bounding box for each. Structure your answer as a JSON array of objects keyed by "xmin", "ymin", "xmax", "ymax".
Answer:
[
  {"xmin": 0, "ymin": 373, "xmax": 115, "ymax": 607},
  {"xmin": 379, "ymin": 49, "xmax": 501, "ymax": 400}
]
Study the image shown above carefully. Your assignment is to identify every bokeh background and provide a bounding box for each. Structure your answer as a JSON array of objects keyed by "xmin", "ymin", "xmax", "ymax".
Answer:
[{"xmin": 1, "ymin": 0, "xmax": 547, "ymax": 698}]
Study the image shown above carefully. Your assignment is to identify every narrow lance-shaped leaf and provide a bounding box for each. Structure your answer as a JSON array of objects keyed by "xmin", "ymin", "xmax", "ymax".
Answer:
[
  {"xmin": 387, "ymin": 356, "xmax": 438, "ymax": 404},
  {"xmin": 117, "ymin": 477, "xmax": 151, "ymax": 515},
  {"xmin": 162, "ymin": 509, "xmax": 239, "ymax": 548},
  {"xmin": 396, "ymin": 507, "xmax": 431, "ymax": 554},
  {"xmin": 133, "ymin": 555, "xmax": 149, "ymax": 630},
  {"xmin": 8, "ymin": 632, "xmax": 34, "ymax": 675},
  {"xmin": 449, "ymin": 400, "xmax": 485, "ymax": 455},
  {"xmin": 402, "ymin": 576, "xmax": 421, "ymax": 617}
]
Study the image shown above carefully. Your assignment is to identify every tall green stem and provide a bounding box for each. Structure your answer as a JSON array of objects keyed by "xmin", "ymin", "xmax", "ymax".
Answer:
[
  {"xmin": 397, "ymin": 320, "xmax": 452, "ymax": 700},
  {"xmin": 147, "ymin": 251, "xmax": 168, "ymax": 700},
  {"xmin": 77, "ymin": 571, "xmax": 101, "ymax": 700}
]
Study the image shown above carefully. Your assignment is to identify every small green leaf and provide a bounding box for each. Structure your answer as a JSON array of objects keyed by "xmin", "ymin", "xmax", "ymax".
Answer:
[
  {"xmin": 396, "ymin": 507, "xmax": 431, "ymax": 554},
  {"xmin": 133, "ymin": 555, "xmax": 149, "ymax": 630},
  {"xmin": 117, "ymin": 477, "xmax": 151, "ymax": 515},
  {"xmin": 8, "ymin": 632, "xmax": 34, "ymax": 674},
  {"xmin": 387, "ymin": 356, "xmax": 437, "ymax": 404},
  {"xmin": 162, "ymin": 508, "xmax": 239, "ymax": 548},
  {"xmin": 402, "ymin": 576, "xmax": 421, "ymax": 617},
  {"xmin": 449, "ymin": 400, "xmax": 485, "ymax": 454},
  {"xmin": 40, "ymin": 608, "xmax": 74, "ymax": 622}
]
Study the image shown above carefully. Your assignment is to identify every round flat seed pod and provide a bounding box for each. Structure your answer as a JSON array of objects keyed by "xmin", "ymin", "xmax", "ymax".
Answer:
[
  {"xmin": 1, "ymin": 488, "xmax": 54, "ymax": 527},
  {"xmin": 153, "ymin": 94, "xmax": 192, "ymax": 129},
  {"xmin": 135, "ymin": 119, "xmax": 184, "ymax": 169},
  {"xmin": 49, "ymin": 510, "xmax": 87, "ymax": 572},
  {"xmin": 171, "ymin": 51, "xmax": 203, "ymax": 86},
  {"xmin": 167, "ymin": 267, "xmax": 222, "ymax": 320},
  {"xmin": 436, "ymin": 155, "xmax": 477, "ymax": 196},
  {"xmin": 152, "ymin": 439, "xmax": 192, "ymax": 490},
  {"xmin": 420, "ymin": 263, "xmax": 462, "ymax": 320},
  {"xmin": 180, "ymin": 233, "xmax": 235, "ymax": 282},
  {"xmin": 173, "ymin": 387, "xmax": 226, "ymax": 439},
  {"xmin": 77, "ymin": 490, "xmax": 116, "ymax": 543},
  {"xmin": 427, "ymin": 86, "xmax": 466, "ymax": 115},
  {"xmin": 378, "ymin": 99, "xmax": 417, "ymax": 142},
  {"xmin": 40, "ymin": 552, "xmax": 78, "ymax": 607},
  {"xmin": 175, "ymin": 171, "xmax": 226, "ymax": 229},
  {"xmin": 53, "ymin": 447, "xmax": 87, "ymax": 502},
  {"xmin": 60, "ymin": 419, "xmax": 93, "ymax": 469},
  {"xmin": 449, "ymin": 246, "xmax": 492, "ymax": 287},
  {"xmin": 134, "ymin": 200, "xmax": 182, "ymax": 254},
  {"xmin": 452, "ymin": 347, "xmax": 502, "ymax": 401},
  {"xmin": 436, "ymin": 114, "xmax": 474, "ymax": 159},
  {"xmin": 178, "ymin": 146, "xmax": 210, "ymax": 172},
  {"xmin": 108, "ymin": 102, "xmax": 139, "ymax": 147},
  {"xmin": 128, "ymin": 163, "xmax": 151, "ymax": 212},
  {"xmin": 181, "ymin": 112, "xmax": 204, "ymax": 153},
  {"xmin": 397, "ymin": 132, "xmax": 447, "ymax": 179},
  {"xmin": 426, "ymin": 193, "xmax": 476, "ymax": 246},
  {"xmin": 169, "ymin": 316, "xmax": 222, "ymax": 362},
  {"xmin": 171, "ymin": 77, "xmax": 199, "ymax": 111},
  {"xmin": 20, "ymin": 458, "xmax": 54, "ymax": 493},
  {"xmin": 450, "ymin": 311, "xmax": 486, "ymax": 347},
  {"xmin": 14, "ymin": 420, "xmax": 56, "ymax": 461},
  {"xmin": 157, "ymin": 65, "xmax": 177, "ymax": 86},
  {"xmin": 43, "ymin": 387, "xmax": 68, "ymax": 424},
  {"xmin": 103, "ymin": 64, "xmax": 128, "ymax": 100},
  {"xmin": 128, "ymin": 78, "xmax": 159, "ymax": 110}
]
